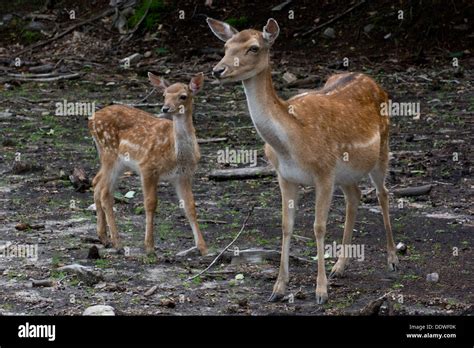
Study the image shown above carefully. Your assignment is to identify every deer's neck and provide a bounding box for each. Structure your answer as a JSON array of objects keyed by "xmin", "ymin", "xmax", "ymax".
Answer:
[
  {"xmin": 173, "ymin": 111, "xmax": 198, "ymax": 162},
  {"xmin": 242, "ymin": 66, "xmax": 294, "ymax": 155}
]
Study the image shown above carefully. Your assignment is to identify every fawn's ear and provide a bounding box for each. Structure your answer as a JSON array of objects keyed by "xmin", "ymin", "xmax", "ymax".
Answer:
[
  {"xmin": 206, "ymin": 17, "xmax": 238, "ymax": 42},
  {"xmin": 189, "ymin": 72, "xmax": 204, "ymax": 95},
  {"xmin": 262, "ymin": 18, "xmax": 280, "ymax": 45},
  {"xmin": 148, "ymin": 72, "xmax": 168, "ymax": 91}
]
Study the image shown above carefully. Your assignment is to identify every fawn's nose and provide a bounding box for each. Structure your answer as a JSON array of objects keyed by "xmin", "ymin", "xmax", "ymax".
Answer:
[
  {"xmin": 213, "ymin": 66, "xmax": 226, "ymax": 78},
  {"xmin": 162, "ymin": 106, "xmax": 170, "ymax": 113}
]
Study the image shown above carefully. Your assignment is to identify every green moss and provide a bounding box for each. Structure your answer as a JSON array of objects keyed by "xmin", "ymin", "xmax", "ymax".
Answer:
[
  {"xmin": 21, "ymin": 30, "xmax": 41, "ymax": 44},
  {"xmin": 128, "ymin": 0, "xmax": 165, "ymax": 31},
  {"xmin": 226, "ymin": 16, "xmax": 248, "ymax": 28}
]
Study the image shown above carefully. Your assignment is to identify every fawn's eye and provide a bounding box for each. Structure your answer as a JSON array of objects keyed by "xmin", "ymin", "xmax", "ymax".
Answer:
[
  {"xmin": 180, "ymin": 95, "xmax": 187, "ymax": 100},
  {"xmin": 248, "ymin": 45, "xmax": 259, "ymax": 53}
]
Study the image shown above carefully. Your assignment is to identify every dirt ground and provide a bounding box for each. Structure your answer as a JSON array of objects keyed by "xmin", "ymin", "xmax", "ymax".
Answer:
[{"xmin": 0, "ymin": 0, "xmax": 473, "ymax": 316}]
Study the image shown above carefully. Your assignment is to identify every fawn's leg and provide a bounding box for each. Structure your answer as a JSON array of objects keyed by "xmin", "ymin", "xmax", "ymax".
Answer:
[
  {"xmin": 268, "ymin": 174, "xmax": 298, "ymax": 302},
  {"xmin": 314, "ymin": 175, "xmax": 334, "ymax": 304},
  {"xmin": 329, "ymin": 183, "xmax": 361, "ymax": 278},
  {"xmin": 174, "ymin": 176, "xmax": 208, "ymax": 256},
  {"xmin": 100, "ymin": 170, "xmax": 122, "ymax": 250},
  {"xmin": 370, "ymin": 165, "xmax": 398, "ymax": 271},
  {"xmin": 141, "ymin": 170, "xmax": 158, "ymax": 256},
  {"xmin": 93, "ymin": 172, "xmax": 108, "ymax": 246}
]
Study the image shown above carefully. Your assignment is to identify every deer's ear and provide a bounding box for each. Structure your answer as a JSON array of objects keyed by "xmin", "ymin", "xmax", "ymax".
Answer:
[
  {"xmin": 206, "ymin": 17, "xmax": 238, "ymax": 42},
  {"xmin": 262, "ymin": 18, "xmax": 280, "ymax": 45},
  {"xmin": 189, "ymin": 72, "xmax": 204, "ymax": 95},
  {"xmin": 148, "ymin": 72, "xmax": 168, "ymax": 90}
]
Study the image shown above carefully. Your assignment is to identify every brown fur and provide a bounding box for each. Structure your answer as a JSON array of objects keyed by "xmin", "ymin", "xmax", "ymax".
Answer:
[
  {"xmin": 89, "ymin": 74, "xmax": 207, "ymax": 256},
  {"xmin": 208, "ymin": 18, "xmax": 398, "ymax": 304}
]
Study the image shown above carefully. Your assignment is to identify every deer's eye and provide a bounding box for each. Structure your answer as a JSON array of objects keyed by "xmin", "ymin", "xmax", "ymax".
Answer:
[
  {"xmin": 179, "ymin": 95, "xmax": 187, "ymax": 100},
  {"xmin": 248, "ymin": 45, "xmax": 259, "ymax": 53}
]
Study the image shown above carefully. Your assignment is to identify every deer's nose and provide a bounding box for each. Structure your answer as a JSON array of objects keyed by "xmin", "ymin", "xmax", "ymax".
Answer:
[
  {"xmin": 213, "ymin": 66, "xmax": 226, "ymax": 78},
  {"xmin": 162, "ymin": 106, "xmax": 170, "ymax": 113}
]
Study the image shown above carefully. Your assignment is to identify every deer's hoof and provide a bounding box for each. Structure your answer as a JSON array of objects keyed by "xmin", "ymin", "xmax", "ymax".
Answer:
[
  {"xmin": 268, "ymin": 292, "xmax": 285, "ymax": 303},
  {"xmin": 388, "ymin": 253, "xmax": 399, "ymax": 272},
  {"xmin": 315, "ymin": 291, "xmax": 328, "ymax": 305}
]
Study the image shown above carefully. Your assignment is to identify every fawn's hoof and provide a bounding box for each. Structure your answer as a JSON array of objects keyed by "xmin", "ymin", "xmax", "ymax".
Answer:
[{"xmin": 388, "ymin": 253, "xmax": 400, "ymax": 272}]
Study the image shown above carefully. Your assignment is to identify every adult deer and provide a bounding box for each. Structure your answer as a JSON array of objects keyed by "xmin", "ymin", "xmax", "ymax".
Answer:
[
  {"xmin": 89, "ymin": 72, "xmax": 208, "ymax": 257},
  {"xmin": 207, "ymin": 18, "xmax": 398, "ymax": 303}
]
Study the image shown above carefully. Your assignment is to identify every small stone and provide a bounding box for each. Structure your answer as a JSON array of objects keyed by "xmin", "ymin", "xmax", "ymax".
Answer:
[
  {"xmin": 283, "ymin": 72, "xmax": 297, "ymax": 84},
  {"xmin": 83, "ymin": 305, "xmax": 115, "ymax": 316},
  {"xmin": 364, "ymin": 24, "xmax": 375, "ymax": 33},
  {"xmin": 87, "ymin": 245, "xmax": 100, "ymax": 260},
  {"xmin": 396, "ymin": 242, "xmax": 407, "ymax": 254},
  {"xmin": 323, "ymin": 27, "xmax": 336, "ymax": 39},
  {"xmin": 144, "ymin": 51, "xmax": 152, "ymax": 58},
  {"xmin": 160, "ymin": 298, "xmax": 176, "ymax": 308},
  {"xmin": 426, "ymin": 272, "xmax": 439, "ymax": 282}
]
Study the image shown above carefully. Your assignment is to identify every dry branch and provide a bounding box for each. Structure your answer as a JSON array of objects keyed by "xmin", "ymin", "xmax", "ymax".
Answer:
[
  {"xmin": 393, "ymin": 184, "xmax": 432, "ymax": 197},
  {"xmin": 208, "ymin": 166, "xmax": 275, "ymax": 181}
]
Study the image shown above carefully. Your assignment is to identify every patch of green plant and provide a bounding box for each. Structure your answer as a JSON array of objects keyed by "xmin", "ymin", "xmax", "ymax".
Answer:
[
  {"xmin": 142, "ymin": 253, "xmax": 157, "ymax": 264},
  {"xmin": 21, "ymin": 30, "xmax": 41, "ymax": 44},
  {"xmin": 154, "ymin": 47, "xmax": 168, "ymax": 55},
  {"xmin": 128, "ymin": 0, "xmax": 165, "ymax": 31},
  {"xmin": 50, "ymin": 270, "xmax": 66, "ymax": 280},
  {"xmin": 51, "ymin": 253, "xmax": 62, "ymax": 268},
  {"xmin": 225, "ymin": 16, "xmax": 248, "ymax": 28},
  {"xmin": 95, "ymin": 259, "xmax": 110, "ymax": 269},
  {"xmin": 402, "ymin": 274, "xmax": 420, "ymax": 281}
]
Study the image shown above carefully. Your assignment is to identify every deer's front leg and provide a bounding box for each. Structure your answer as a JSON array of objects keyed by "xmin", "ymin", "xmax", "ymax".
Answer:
[
  {"xmin": 175, "ymin": 176, "xmax": 208, "ymax": 256},
  {"xmin": 269, "ymin": 175, "xmax": 299, "ymax": 302},
  {"xmin": 142, "ymin": 172, "xmax": 158, "ymax": 256},
  {"xmin": 314, "ymin": 176, "xmax": 334, "ymax": 304}
]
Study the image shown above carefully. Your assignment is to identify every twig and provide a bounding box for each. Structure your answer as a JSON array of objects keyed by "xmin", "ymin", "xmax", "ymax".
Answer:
[
  {"xmin": 197, "ymin": 137, "xmax": 227, "ymax": 144},
  {"xmin": 186, "ymin": 205, "xmax": 255, "ymax": 281},
  {"xmin": 300, "ymin": 0, "xmax": 367, "ymax": 37},
  {"xmin": 137, "ymin": 88, "xmax": 156, "ymax": 103},
  {"xmin": 7, "ymin": 73, "xmax": 81, "ymax": 82}
]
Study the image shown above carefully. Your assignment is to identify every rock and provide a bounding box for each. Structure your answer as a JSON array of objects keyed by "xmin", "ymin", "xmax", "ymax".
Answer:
[
  {"xmin": 323, "ymin": 27, "xmax": 336, "ymax": 39},
  {"xmin": 144, "ymin": 51, "xmax": 152, "ymax": 58},
  {"xmin": 0, "ymin": 111, "xmax": 14, "ymax": 119},
  {"xmin": 364, "ymin": 24, "xmax": 375, "ymax": 33},
  {"xmin": 396, "ymin": 242, "xmax": 407, "ymax": 254},
  {"xmin": 87, "ymin": 245, "xmax": 100, "ymax": 260},
  {"xmin": 283, "ymin": 72, "xmax": 297, "ymax": 84},
  {"xmin": 57, "ymin": 264, "xmax": 103, "ymax": 285},
  {"xmin": 25, "ymin": 21, "xmax": 46, "ymax": 32},
  {"xmin": 69, "ymin": 167, "xmax": 91, "ymax": 193},
  {"xmin": 426, "ymin": 273, "xmax": 439, "ymax": 282},
  {"xmin": 83, "ymin": 305, "xmax": 115, "ymax": 316},
  {"xmin": 160, "ymin": 298, "xmax": 176, "ymax": 308}
]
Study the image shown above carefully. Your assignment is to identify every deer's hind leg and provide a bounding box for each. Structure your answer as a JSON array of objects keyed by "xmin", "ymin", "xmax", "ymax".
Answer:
[
  {"xmin": 369, "ymin": 160, "xmax": 398, "ymax": 271},
  {"xmin": 93, "ymin": 171, "xmax": 109, "ymax": 246},
  {"xmin": 98, "ymin": 157, "xmax": 123, "ymax": 250},
  {"xmin": 329, "ymin": 183, "xmax": 361, "ymax": 278}
]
